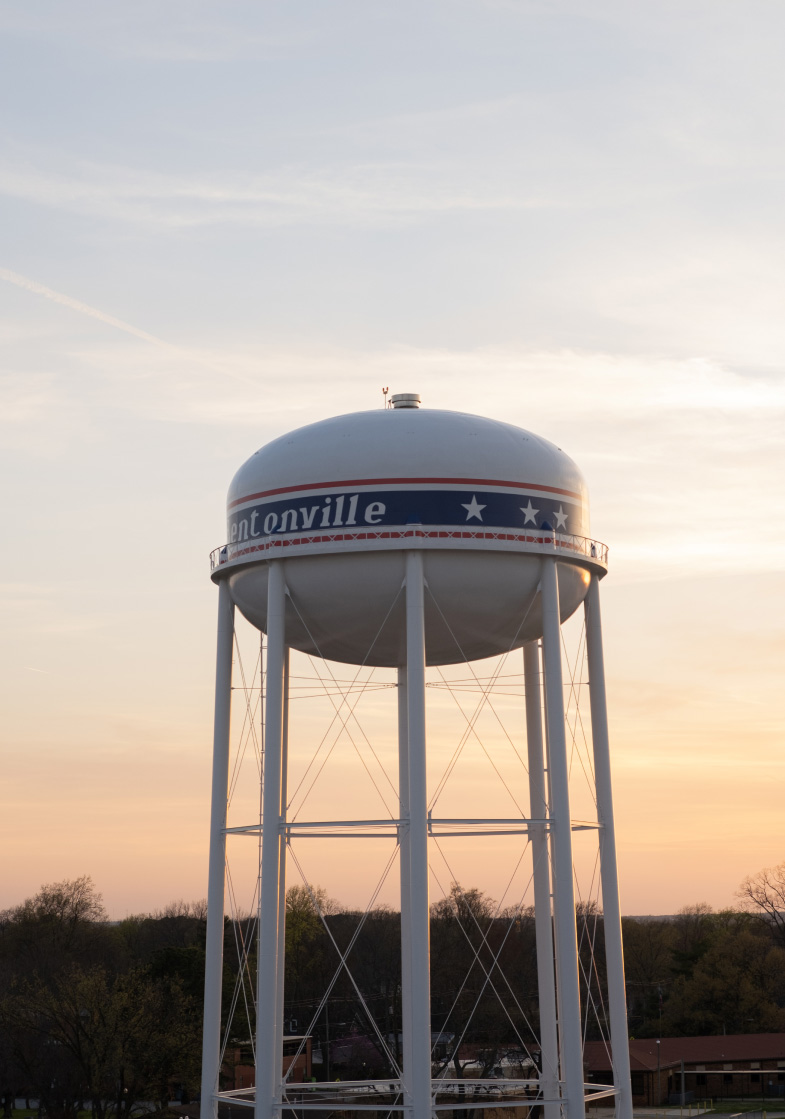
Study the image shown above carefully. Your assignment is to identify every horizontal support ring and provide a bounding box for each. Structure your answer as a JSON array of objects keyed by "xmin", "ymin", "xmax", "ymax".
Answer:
[{"xmin": 223, "ymin": 816, "xmax": 601, "ymax": 837}]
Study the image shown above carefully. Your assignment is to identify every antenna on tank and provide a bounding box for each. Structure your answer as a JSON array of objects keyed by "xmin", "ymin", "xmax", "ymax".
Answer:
[{"xmin": 382, "ymin": 386, "xmax": 389, "ymax": 408}]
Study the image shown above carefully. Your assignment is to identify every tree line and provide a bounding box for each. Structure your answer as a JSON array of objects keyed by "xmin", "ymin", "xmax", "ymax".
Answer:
[
  {"xmin": 2, "ymin": 863, "xmax": 785, "ymax": 1117},
  {"xmin": 625, "ymin": 865, "xmax": 785, "ymax": 1037}
]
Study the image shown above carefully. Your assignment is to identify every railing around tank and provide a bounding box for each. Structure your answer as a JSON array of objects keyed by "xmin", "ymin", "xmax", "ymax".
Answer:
[
  {"xmin": 209, "ymin": 527, "xmax": 608, "ymax": 572},
  {"xmin": 216, "ymin": 1078, "xmax": 617, "ymax": 1111}
]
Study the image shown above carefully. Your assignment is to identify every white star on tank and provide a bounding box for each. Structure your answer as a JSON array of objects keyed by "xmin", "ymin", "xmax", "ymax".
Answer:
[
  {"xmin": 520, "ymin": 500, "xmax": 539, "ymax": 525},
  {"xmin": 554, "ymin": 505, "xmax": 568, "ymax": 529},
  {"xmin": 461, "ymin": 495, "xmax": 486, "ymax": 521}
]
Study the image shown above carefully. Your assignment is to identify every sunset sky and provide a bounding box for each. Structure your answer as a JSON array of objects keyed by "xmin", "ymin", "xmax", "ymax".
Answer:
[{"xmin": 1, "ymin": 1, "xmax": 784, "ymax": 919}]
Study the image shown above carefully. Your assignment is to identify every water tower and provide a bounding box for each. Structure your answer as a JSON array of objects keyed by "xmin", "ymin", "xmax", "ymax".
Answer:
[{"xmin": 200, "ymin": 395, "xmax": 632, "ymax": 1119}]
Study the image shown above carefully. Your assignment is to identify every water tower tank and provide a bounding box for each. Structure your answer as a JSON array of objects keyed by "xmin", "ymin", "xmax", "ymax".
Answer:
[{"xmin": 211, "ymin": 395, "xmax": 607, "ymax": 666}]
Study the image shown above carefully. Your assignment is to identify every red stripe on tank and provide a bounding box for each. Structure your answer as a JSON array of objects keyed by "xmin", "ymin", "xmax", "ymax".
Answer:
[{"xmin": 228, "ymin": 476, "xmax": 584, "ymax": 510}]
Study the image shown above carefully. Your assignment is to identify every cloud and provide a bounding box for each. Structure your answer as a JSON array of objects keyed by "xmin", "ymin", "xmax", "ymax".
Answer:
[
  {"xmin": 0, "ymin": 268, "xmax": 173, "ymax": 347},
  {"xmin": 0, "ymin": 268, "xmax": 256, "ymax": 388},
  {"xmin": 0, "ymin": 1, "xmax": 315, "ymax": 62},
  {"xmin": 31, "ymin": 334, "xmax": 780, "ymax": 581},
  {"xmin": 0, "ymin": 156, "xmax": 556, "ymax": 230}
]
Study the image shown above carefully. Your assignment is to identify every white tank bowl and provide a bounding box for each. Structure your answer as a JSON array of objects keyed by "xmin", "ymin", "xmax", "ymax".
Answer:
[{"xmin": 211, "ymin": 401, "xmax": 606, "ymax": 667}]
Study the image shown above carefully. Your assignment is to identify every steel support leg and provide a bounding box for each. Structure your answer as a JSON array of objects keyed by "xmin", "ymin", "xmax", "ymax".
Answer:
[
  {"xmin": 398, "ymin": 668, "xmax": 414, "ymax": 1106},
  {"xmin": 541, "ymin": 558, "xmax": 585, "ymax": 1119},
  {"xmin": 585, "ymin": 575, "xmax": 632, "ymax": 1119},
  {"xmin": 255, "ymin": 562, "xmax": 287, "ymax": 1119},
  {"xmin": 200, "ymin": 580, "xmax": 235, "ymax": 1119},
  {"xmin": 524, "ymin": 641, "xmax": 560, "ymax": 1119},
  {"xmin": 405, "ymin": 552, "xmax": 432, "ymax": 1119},
  {"xmin": 275, "ymin": 650, "xmax": 290, "ymax": 1089}
]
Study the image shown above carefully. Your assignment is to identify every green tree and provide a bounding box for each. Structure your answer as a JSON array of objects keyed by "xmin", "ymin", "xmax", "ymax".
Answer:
[
  {"xmin": 2, "ymin": 965, "xmax": 200, "ymax": 1119},
  {"xmin": 284, "ymin": 885, "xmax": 335, "ymax": 1022},
  {"xmin": 0, "ymin": 878, "xmax": 204, "ymax": 1116},
  {"xmin": 622, "ymin": 916, "xmax": 674, "ymax": 1035},
  {"xmin": 661, "ymin": 921, "xmax": 785, "ymax": 1036}
]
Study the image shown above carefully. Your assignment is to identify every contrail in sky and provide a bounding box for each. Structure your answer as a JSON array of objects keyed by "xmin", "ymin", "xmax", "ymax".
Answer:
[
  {"xmin": 0, "ymin": 266, "xmax": 176, "ymax": 349},
  {"xmin": 0, "ymin": 265, "xmax": 253, "ymax": 383}
]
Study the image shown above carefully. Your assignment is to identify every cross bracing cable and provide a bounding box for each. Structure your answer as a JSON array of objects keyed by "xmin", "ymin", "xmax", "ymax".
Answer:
[
  {"xmin": 427, "ymin": 887, "xmax": 541, "ymax": 1088},
  {"xmin": 431, "ymin": 661, "xmax": 527, "ymax": 816},
  {"xmin": 427, "ymin": 671, "xmax": 526, "ymax": 698},
  {"xmin": 428, "ymin": 839, "xmax": 540, "ymax": 1068},
  {"xmin": 230, "ymin": 679, "xmax": 395, "ymax": 696},
  {"xmin": 427, "ymin": 658, "xmax": 514, "ymax": 813},
  {"xmin": 559, "ymin": 621, "xmax": 609, "ymax": 1055},
  {"xmin": 421, "ymin": 584, "xmax": 580, "ymax": 1086},
  {"xmin": 427, "ymin": 870, "xmax": 535, "ymax": 1067},
  {"xmin": 286, "ymin": 590, "xmax": 399, "ymax": 796},
  {"xmin": 220, "ymin": 855, "xmax": 261, "ymax": 1073},
  {"xmin": 226, "ymin": 628, "xmax": 266, "ymax": 812},
  {"xmin": 539, "ymin": 655, "xmax": 610, "ymax": 1071},
  {"xmin": 425, "ymin": 584, "xmax": 537, "ymax": 813},
  {"xmin": 539, "ymin": 629, "xmax": 610, "ymax": 1064},
  {"xmin": 429, "ymin": 688, "xmax": 527, "ymax": 698},
  {"xmin": 284, "ymin": 842, "xmax": 402, "ymax": 1080},
  {"xmin": 287, "ymin": 684, "xmax": 396, "ymax": 700},
  {"xmin": 220, "ymin": 631, "xmax": 266, "ymax": 1074},
  {"xmin": 524, "ymin": 839, "xmax": 561, "ymax": 1086},
  {"xmin": 227, "ymin": 870, "xmax": 258, "ymax": 1046},
  {"xmin": 432, "ymin": 837, "xmax": 536, "ymax": 1004},
  {"xmin": 563, "ymin": 623, "xmax": 584, "ymax": 781},
  {"xmin": 574, "ymin": 865, "xmax": 612, "ymax": 1065},
  {"xmin": 237, "ymin": 636, "xmax": 263, "ymax": 765},
  {"xmin": 282, "ymin": 679, "xmax": 358, "ymax": 819},
  {"xmin": 286, "ymin": 666, "xmax": 387, "ymax": 821},
  {"xmin": 561, "ymin": 622, "xmax": 597, "ymax": 803},
  {"xmin": 228, "ymin": 636, "xmax": 263, "ymax": 805},
  {"xmin": 573, "ymin": 851, "xmax": 612, "ymax": 1060},
  {"xmin": 293, "ymin": 654, "xmax": 396, "ymax": 817},
  {"xmin": 430, "ymin": 672, "xmax": 525, "ymax": 683},
  {"xmin": 221, "ymin": 628, "xmax": 265, "ymax": 1074},
  {"xmin": 285, "ymin": 586, "xmax": 402, "ymax": 819}
]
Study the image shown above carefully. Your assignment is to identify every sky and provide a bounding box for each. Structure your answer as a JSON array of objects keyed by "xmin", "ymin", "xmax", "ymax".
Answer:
[{"xmin": 1, "ymin": 0, "xmax": 784, "ymax": 919}]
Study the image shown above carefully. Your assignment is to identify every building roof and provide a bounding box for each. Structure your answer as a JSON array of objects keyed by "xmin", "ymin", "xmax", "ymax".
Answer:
[{"xmin": 584, "ymin": 1034, "xmax": 785, "ymax": 1073}]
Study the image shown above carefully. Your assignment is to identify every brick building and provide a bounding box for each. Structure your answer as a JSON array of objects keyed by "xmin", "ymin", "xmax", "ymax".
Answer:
[
  {"xmin": 223, "ymin": 1035, "xmax": 313, "ymax": 1091},
  {"xmin": 583, "ymin": 1034, "xmax": 785, "ymax": 1107}
]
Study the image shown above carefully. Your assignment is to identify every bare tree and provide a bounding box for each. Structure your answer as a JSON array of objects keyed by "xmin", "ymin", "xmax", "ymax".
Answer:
[
  {"xmin": 150, "ymin": 899, "xmax": 208, "ymax": 920},
  {"xmin": 9, "ymin": 875, "xmax": 107, "ymax": 937},
  {"xmin": 737, "ymin": 863, "xmax": 785, "ymax": 945}
]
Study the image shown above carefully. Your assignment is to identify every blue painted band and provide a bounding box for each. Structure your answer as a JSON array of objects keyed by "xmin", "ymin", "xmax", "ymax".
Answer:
[{"xmin": 227, "ymin": 488, "xmax": 585, "ymax": 544}]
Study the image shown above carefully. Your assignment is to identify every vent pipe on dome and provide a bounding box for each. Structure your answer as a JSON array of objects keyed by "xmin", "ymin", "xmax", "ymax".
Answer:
[{"xmin": 391, "ymin": 392, "xmax": 421, "ymax": 409}]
